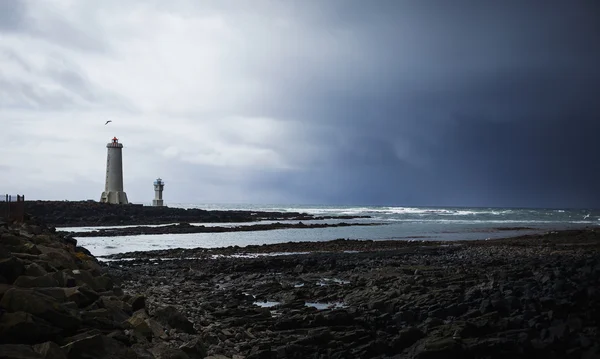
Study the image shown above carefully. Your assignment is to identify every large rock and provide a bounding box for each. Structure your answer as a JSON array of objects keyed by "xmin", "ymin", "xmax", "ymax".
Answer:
[
  {"xmin": 0, "ymin": 257, "xmax": 25, "ymax": 284},
  {"xmin": 61, "ymin": 333, "xmax": 138, "ymax": 359},
  {"xmin": 410, "ymin": 337, "xmax": 463, "ymax": 359},
  {"xmin": 23, "ymin": 263, "xmax": 48, "ymax": 277},
  {"xmin": 32, "ymin": 341, "xmax": 68, "ymax": 359},
  {"xmin": 50, "ymin": 272, "xmax": 76, "ymax": 288},
  {"xmin": 149, "ymin": 344, "xmax": 190, "ymax": 359},
  {"xmin": 13, "ymin": 275, "xmax": 60, "ymax": 288},
  {"xmin": 0, "ymin": 288, "xmax": 81, "ymax": 330},
  {"xmin": 390, "ymin": 327, "xmax": 425, "ymax": 352},
  {"xmin": 128, "ymin": 295, "xmax": 146, "ymax": 312},
  {"xmin": 38, "ymin": 252, "xmax": 77, "ymax": 271},
  {"xmin": 153, "ymin": 306, "xmax": 196, "ymax": 334},
  {"xmin": 0, "ymin": 311, "xmax": 63, "ymax": 344},
  {"xmin": 69, "ymin": 270, "xmax": 112, "ymax": 292},
  {"xmin": 0, "ymin": 344, "xmax": 43, "ymax": 358},
  {"xmin": 63, "ymin": 286, "xmax": 99, "ymax": 308},
  {"xmin": 126, "ymin": 311, "xmax": 153, "ymax": 338},
  {"xmin": 179, "ymin": 338, "xmax": 208, "ymax": 359}
]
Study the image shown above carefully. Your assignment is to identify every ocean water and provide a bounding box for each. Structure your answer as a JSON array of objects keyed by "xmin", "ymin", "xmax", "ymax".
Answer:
[{"xmin": 72, "ymin": 204, "xmax": 600, "ymax": 257}]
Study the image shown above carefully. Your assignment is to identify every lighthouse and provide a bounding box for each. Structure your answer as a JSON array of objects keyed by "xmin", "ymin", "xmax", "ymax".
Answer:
[
  {"xmin": 153, "ymin": 178, "xmax": 164, "ymax": 207},
  {"xmin": 100, "ymin": 137, "xmax": 129, "ymax": 204}
]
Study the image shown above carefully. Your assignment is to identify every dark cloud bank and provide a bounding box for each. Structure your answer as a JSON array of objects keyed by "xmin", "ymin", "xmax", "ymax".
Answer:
[
  {"xmin": 2, "ymin": 1, "xmax": 600, "ymax": 208},
  {"xmin": 256, "ymin": 1, "xmax": 600, "ymax": 208}
]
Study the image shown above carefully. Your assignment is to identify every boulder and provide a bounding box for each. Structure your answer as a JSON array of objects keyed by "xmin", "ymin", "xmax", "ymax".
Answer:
[
  {"xmin": 0, "ymin": 244, "xmax": 11, "ymax": 259},
  {"xmin": 0, "ymin": 311, "xmax": 63, "ymax": 344},
  {"xmin": 410, "ymin": 337, "xmax": 462, "ymax": 359},
  {"xmin": 390, "ymin": 327, "xmax": 425, "ymax": 352},
  {"xmin": 153, "ymin": 306, "xmax": 196, "ymax": 334},
  {"xmin": 13, "ymin": 275, "xmax": 60, "ymax": 289},
  {"xmin": 126, "ymin": 312, "xmax": 153, "ymax": 338},
  {"xmin": 0, "ymin": 257, "xmax": 25, "ymax": 284},
  {"xmin": 93, "ymin": 275, "xmax": 114, "ymax": 292},
  {"xmin": 98, "ymin": 296, "xmax": 132, "ymax": 315},
  {"xmin": 65, "ymin": 286, "xmax": 99, "ymax": 308},
  {"xmin": 149, "ymin": 344, "xmax": 191, "ymax": 359},
  {"xmin": 61, "ymin": 333, "xmax": 138, "ymax": 359},
  {"xmin": 129, "ymin": 295, "xmax": 146, "ymax": 312},
  {"xmin": 38, "ymin": 252, "xmax": 77, "ymax": 271},
  {"xmin": 23, "ymin": 263, "xmax": 48, "ymax": 277},
  {"xmin": 0, "ymin": 288, "xmax": 81, "ymax": 330},
  {"xmin": 0, "ymin": 344, "xmax": 43, "ymax": 359},
  {"xmin": 51, "ymin": 272, "xmax": 76, "ymax": 288},
  {"xmin": 32, "ymin": 341, "xmax": 68, "ymax": 359},
  {"xmin": 1, "ymin": 283, "xmax": 14, "ymax": 301},
  {"xmin": 179, "ymin": 338, "xmax": 208, "ymax": 359},
  {"xmin": 69, "ymin": 270, "xmax": 97, "ymax": 290}
]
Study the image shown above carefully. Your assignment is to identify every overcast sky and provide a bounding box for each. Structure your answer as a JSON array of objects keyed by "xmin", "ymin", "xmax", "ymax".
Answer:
[{"xmin": 1, "ymin": 1, "xmax": 599, "ymax": 208}]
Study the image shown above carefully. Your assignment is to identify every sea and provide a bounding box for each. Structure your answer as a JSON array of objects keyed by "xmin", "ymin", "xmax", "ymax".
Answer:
[{"xmin": 66, "ymin": 204, "xmax": 600, "ymax": 258}]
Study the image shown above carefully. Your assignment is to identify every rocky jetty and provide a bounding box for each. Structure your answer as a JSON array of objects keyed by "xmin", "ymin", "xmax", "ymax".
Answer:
[
  {"xmin": 69, "ymin": 221, "xmax": 383, "ymax": 238},
  {"xmin": 105, "ymin": 229, "xmax": 600, "ymax": 358},
  {"xmin": 0, "ymin": 220, "xmax": 208, "ymax": 359},
  {"xmin": 25, "ymin": 201, "xmax": 369, "ymax": 228}
]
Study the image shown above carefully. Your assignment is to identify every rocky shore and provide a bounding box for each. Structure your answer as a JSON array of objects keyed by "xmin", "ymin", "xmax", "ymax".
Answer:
[
  {"xmin": 25, "ymin": 201, "xmax": 368, "ymax": 227},
  {"xmin": 0, "ymin": 220, "xmax": 211, "ymax": 358},
  {"xmin": 3, "ymin": 216, "xmax": 600, "ymax": 358},
  {"xmin": 104, "ymin": 229, "xmax": 600, "ymax": 358},
  {"xmin": 67, "ymin": 221, "xmax": 383, "ymax": 238}
]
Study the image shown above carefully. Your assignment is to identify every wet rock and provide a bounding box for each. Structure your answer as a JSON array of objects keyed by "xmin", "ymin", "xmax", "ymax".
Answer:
[
  {"xmin": 153, "ymin": 306, "xmax": 196, "ymax": 334},
  {"xmin": 0, "ymin": 344, "xmax": 43, "ymax": 359},
  {"xmin": 0, "ymin": 311, "xmax": 63, "ymax": 344},
  {"xmin": 23, "ymin": 263, "xmax": 48, "ymax": 277},
  {"xmin": 149, "ymin": 343, "xmax": 191, "ymax": 359},
  {"xmin": 32, "ymin": 341, "xmax": 68, "ymax": 359},
  {"xmin": 0, "ymin": 257, "xmax": 25, "ymax": 284},
  {"xmin": 0, "ymin": 288, "xmax": 81, "ymax": 330},
  {"xmin": 411, "ymin": 337, "xmax": 462, "ymax": 358},
  {"xmin": 61, "ymin": 333, "xmax": 138, "ymax": 359},
  {"xmin": 129, "ymin": 295, "xmax": 146, "ymax": 312},
  {"xmin": 390, "ymin": 327, "xmax": 425, "ymax": 352},
  {"xmin": 13, "ymin": 275, "xmax": 60, "ymax": 288},
  {"xmin": 179, "ymin": 338, "xmax": 208, "ymax": 359},
  {"xmin": 63, "ymin": 286, "xmax": 99, "ymax": 308}
]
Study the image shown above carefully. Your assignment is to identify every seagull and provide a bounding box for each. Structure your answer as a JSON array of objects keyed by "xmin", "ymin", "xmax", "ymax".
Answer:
[{"xmin": 105, "ymin": 120, "xmax": 112, "ymax": 125}]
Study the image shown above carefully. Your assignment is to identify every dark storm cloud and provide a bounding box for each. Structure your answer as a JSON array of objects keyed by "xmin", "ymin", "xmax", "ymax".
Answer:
[
  {"xmin": 3, "ymin": 1, "xmax": 600, "ymax": 207},
  {"xmin": 246, "ymin": 1, "xmax": 600, "ymax": 208}
]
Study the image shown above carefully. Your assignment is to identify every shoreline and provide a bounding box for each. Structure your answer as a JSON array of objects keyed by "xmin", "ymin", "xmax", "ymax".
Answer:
[
  {"xmin": 103, "ymin": 227, "xmax": 600, "ymax": 358},
  {"xmin": 61, "ymin": 221, "xmax": 384, "ymax": 238},
  {"xmin": 2, "ymin": 216, "xmax": 599, "ymax": 358},
  {"xmin": 97, "ymin": 226, "xmax": 596, "ymax": 260}
]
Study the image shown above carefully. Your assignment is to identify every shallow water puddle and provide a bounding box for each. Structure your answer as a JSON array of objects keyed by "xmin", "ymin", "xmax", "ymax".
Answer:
[
  {"xmin": 305, "ymin": 302, "xmax": 347, "ymax": 310},
  {"xmin": 316, "ymin": 278, "xmax": 351, "ymax": 286},
  {"xmin": 253, "ymin": 301, "xmax": 281, "ymax": 308}
]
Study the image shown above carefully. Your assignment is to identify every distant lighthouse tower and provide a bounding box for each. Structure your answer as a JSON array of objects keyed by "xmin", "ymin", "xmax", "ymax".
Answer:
[
  {"xmin": 153, "ymin": 178, "xmax": 164, "ymax": 207},
  {"xmin": 100, "ymin": 137, "xmax": 129, "ymax": 204}
]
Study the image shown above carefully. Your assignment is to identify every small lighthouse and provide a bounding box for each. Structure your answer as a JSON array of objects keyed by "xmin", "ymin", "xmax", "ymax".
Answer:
[
  {"xmin": 100, "ymin": 137, "xmax": 129, "ymax": 204},
  {"xmin": 153, "ymin": 178, "xmax": 164, "ymax": 207}
]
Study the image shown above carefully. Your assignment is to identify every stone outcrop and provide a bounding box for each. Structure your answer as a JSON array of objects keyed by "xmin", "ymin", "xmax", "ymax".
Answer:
[
  {"xmin": 106, "ymin": 229, "xmax": 600, "ymax": 358},
  {"xmin": 24, "ymin": 201, "xmax": 369, "ymax": 228},
  {"xmin": 0, "ymin": 221, "xmax": 203, "ymax": 359}
]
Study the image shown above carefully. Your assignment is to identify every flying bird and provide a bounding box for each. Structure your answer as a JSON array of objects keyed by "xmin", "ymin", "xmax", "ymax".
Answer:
[{"xmin": 105, "ymin": 120, "xmax": 112, "ymax": 125}]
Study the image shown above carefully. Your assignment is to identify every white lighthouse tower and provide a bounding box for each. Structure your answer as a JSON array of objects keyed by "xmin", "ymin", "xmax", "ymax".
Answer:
[
  {"xmin": 153, "ymin": 178, "xmax": 164, "ymax": 207},
  {"xmin": 100, "ymin": 137, "xmax": 129, "ymax": 204}
]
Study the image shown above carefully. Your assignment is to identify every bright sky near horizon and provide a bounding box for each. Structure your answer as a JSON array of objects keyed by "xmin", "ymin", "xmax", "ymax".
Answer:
[{"xmin": 1, "ymin": 1, "xmax": 599, "ymax": 208}]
